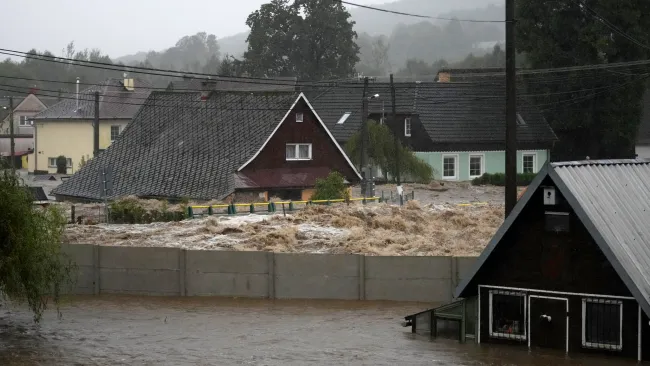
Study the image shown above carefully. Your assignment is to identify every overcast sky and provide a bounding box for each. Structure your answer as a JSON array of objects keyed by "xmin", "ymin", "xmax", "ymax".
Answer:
[{"xmin": 2, "ymin": 0, "xmax": 380, "ymax": 59}]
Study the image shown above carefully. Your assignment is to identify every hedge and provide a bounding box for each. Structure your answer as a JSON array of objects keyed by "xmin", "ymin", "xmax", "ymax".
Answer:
[{"xmin": 471, "ymin": 172, "xmax": 537, "ymax": 186}]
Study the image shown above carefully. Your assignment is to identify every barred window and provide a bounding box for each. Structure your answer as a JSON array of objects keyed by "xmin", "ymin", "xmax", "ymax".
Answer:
[
  {"xmin": 489, "ymin": 290, "xmax": 527, "ymax": 341},
  {"xmin": 582, "ymin": 298, "xmax": 623, "ymax": 351}
]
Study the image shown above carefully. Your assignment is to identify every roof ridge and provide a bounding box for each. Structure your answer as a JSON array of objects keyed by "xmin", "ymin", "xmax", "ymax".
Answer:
[{"xmin": 551, "ymin": 158, "xmax": 650, "ymax": 167}]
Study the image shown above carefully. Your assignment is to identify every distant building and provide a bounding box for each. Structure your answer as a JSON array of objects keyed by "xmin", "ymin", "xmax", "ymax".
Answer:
[
  {"xmin": 30, "ymin": 77, "xmax": 154, "ymax": 174},
  {"xmin": 0, "ymin": 93, "xmax": 57, "ymax": 167}
]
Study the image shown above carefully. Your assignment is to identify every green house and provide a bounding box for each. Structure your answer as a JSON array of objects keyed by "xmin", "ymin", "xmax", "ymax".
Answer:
[{"xmin": 307, "ymin": 75, "xmax": 557, "ymax": 180}]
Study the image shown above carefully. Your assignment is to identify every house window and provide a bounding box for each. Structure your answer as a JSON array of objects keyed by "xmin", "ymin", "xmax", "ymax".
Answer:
[
  {"xmin": 489, "ymin": 290, "xmax": 527, "ymax": 341},
  {"xmin": 48, "ymin": 157, "xmax": 72, "ymax": 169},
  {"xmin": 582, "ymin": 299, "xmax": 623, "ymax": 351},
  {"xmin": 404, "ymin": 118, "xmax": 411, "ymax": 137},
  {"xmin": 545, "ymin": 211, "xmax": 570, "ymax": 232},
  {"xmin": 19, "ymin": 115, "xmax": 31, "ymax": 127},
  {"xmin": 522, "ymin": 153, "xmax": 536, "ymax": 173},
  {"xmin": 442, "ymin": 155, "xmax": 458, "ymax": 180},
  {"xmin": 295, "ymin": 112, "xmax": 304, "ymax": 122},
  {"xmin": 110, "ymin": 125, "xmax": 121, "ymax": 142},
  {"xmin": 469, "ymin": 154, "xmax": 484, "ymax": 178},
  {"xmin": 286, "ymin": 143, "xmax": 312, "ymax": 161}
]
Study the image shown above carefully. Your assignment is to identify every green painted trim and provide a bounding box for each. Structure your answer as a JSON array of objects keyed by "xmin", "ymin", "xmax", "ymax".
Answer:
[{"xmin": 415, "ymin": 149, "xmax": 549, "ymax": 181}]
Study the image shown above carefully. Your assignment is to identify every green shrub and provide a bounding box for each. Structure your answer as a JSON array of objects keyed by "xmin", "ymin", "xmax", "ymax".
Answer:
[
  {"xmin": 56, "ymin": 155, "xmax": 67, "ymax": 174},
  {"xmin": 471, "ymin": 172, "xmax": 537, "ymax": 186},
  {"xmin": 312, "ymin": 171, "xmax": 350, "ymax": 201},
  {"xmin": 109, "ymin": 197, "xmax": 185, "ymax": 224}
]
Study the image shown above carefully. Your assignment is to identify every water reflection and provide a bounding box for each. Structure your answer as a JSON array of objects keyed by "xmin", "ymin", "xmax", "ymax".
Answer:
[{"xmin": 0, "ymin": 296, "xmax": 640, "ymax": 365}]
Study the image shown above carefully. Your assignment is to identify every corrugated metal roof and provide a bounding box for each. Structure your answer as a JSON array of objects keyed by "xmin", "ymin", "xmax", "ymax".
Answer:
[
  {"xmin": 551, "ymin": 159, "xmax": 650, "ymax": 311},
  {"xmin": 456, "ymin": 158, "xmax": 650, "ymax": 316}
]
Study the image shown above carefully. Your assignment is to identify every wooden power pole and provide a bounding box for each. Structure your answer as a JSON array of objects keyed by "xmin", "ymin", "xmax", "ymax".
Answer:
[
  {"xmin": 505, "ymin": 0, "xmax": 517, "ymax": 217},
  {"xmin": 390, "ymin": 74, "xmax": 400, "ymax": 186},
  {"xmin": 94, "ymin": 91, "xmax": 100, "ymax": 157},
  {"xmin": 9, "ymin": 96, "xmax": 15, "ymax": 172},
  {"xmin": 360, "ymin": 77, "xmax": 369, "ymax": 196}
]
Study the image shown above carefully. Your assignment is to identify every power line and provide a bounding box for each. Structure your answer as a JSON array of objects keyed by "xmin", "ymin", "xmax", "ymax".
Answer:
[
  {"xmin": 575, "ymin": 0, "xmax": 650, "ymax": 51},
  {"xmin": 0, "ymin": 49, "xmax": 343, "ymax": 89},
  {"xmin": 337, "ymin": 0, "xmax": 507, "ymax": 23}
]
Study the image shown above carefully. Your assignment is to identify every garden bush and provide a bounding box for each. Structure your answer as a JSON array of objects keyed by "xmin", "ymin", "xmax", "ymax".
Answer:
[{"xmin": 109, "ymin": 197, "xmax": 186, "ymax": 224}]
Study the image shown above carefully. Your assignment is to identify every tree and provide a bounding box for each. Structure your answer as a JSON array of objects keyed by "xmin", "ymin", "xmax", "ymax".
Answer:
[
  {"xmin": 345, "ymin": 121, "xmax": 433, "ymax": 183},
  {"xmin": 0, "ymin": 166, "xmax": 73, "ymax": 322},
  {"xmin": 516, "ymin": 0, "xmax": 650, "ymax": 159},
  {"xmin": 244, "ymin": 0, "xmax": 360, "ymax": 79},
  {"xmin": 370, "ymin": 37, "xmax": 391, "ymax": 74}
]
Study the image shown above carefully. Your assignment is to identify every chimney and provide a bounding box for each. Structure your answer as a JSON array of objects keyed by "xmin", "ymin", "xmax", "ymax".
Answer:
[
  {"xmin": 437, "ymin": 71, "xmax": 451, "ymax": 82},
  {"xmin": 123, "ymin": 73, "xmax": 134, "ymax": 91},
  {"xmin": 75, "ymin": 77, "xmax": 80, "ymax": 111}
]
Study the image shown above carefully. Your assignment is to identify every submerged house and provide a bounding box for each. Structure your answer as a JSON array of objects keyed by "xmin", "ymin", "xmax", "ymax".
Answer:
[
  {"xmin": 406, "ymin": 159, "xmax": 650, "ymax": 361},
  {"xmin": 51, "ymin": 91, "xmax": 360, "ymax": 202}
]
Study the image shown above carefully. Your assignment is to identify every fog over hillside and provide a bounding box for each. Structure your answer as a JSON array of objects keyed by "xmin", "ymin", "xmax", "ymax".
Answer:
[{"xmin": 115, "ymin": 0, "xmax": 504, "ymax": 72}]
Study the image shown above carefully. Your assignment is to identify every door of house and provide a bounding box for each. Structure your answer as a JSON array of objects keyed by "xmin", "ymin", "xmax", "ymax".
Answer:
[{"xmin": 529, "ymin": 295, "xmax": 568, "ymax": 352}]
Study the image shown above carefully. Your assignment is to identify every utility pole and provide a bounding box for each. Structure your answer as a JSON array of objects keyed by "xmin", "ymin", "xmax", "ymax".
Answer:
[
  {"xmin": 390, "ymin": 74, "xmax": 400, "ymax": 187},
  {"xmin": 505, "ymin": 0, "xmax": 517, "ymax": 217},
  {"xmin": 9, "ymin": 96, "xmax": 15, "ymax": 172},
  {"xmin": 360, "ymin": 77, "xmax": 369, "ymax": 196},
  {"xmin": 93, "ymin": 91, "xmax": 100, "ymax": 157}
]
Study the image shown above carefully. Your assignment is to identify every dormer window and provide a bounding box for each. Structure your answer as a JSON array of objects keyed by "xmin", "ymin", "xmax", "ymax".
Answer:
[{"xmin": 296, "ymin": 112, "xmax": 304, "ymax": 122}]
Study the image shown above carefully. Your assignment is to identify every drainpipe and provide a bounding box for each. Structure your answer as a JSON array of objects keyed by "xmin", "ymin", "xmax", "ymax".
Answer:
[{"xmin": 75, "ymin": 77, "xmax": 80, "ymax": 111}]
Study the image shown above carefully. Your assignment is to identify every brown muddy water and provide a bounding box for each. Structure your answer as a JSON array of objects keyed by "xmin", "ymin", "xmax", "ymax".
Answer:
[{"xmin": 0, "ymin": 296, "xmax": 639, "ymax": 365}]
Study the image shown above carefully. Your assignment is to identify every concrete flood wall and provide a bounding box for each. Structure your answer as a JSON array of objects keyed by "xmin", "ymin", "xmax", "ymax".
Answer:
[{"xmin": 62, "ymin": 244, "xmax": 478, "ymax": 303}]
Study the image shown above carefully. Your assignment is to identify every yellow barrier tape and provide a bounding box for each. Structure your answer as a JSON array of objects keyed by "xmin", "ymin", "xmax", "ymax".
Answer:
[{"xmin": 191, "ymin": 197, "xmax": 381, "ymax": 210}]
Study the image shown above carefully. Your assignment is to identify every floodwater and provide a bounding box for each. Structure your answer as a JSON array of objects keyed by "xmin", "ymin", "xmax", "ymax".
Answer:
[{"xmin": 0, "ymin": 296, "xmax": 639, "ymax": 365}]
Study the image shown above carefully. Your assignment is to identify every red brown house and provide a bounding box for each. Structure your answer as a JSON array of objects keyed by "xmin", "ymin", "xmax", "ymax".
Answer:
[{"xmin": 52, "ymin": 91, "xmax": 361, "ymax": 202}]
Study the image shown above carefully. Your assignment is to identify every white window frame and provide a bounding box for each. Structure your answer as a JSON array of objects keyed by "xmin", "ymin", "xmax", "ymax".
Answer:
[
  {"xmin": 295, "ymin": 112, "xmax": 304, "ymax": 123},
  {"xmin": 336, "ymin": 112, "xmax": 351, "ymax": 125},
  {"xmin": 522, "ymin": 152, "xmax": 537, "ymax": 174},
  {"xmin": 581, "ymin": 298, "xmax": 623, "ymax": 351},
  {"xmin": 441, "ymin": 154, "xmax": 458, "ymax": 180},
  {"xmin": 19, "ymin": 115, "xmax": 31, "ymax": 127},
  {"xmin": 468, "ymin": 153, "xmax": 485, "ymax": 179},
  {"xmin": 285, "ymin": 143, "xmax": 312, "ymax": 161},
  {"xmin": 110, "ymin": 125, "xmax": 121, "ymax": 142},
  {"xmin": 66, "ymin": 158, "xmax": 72, "ymax": 168},
  {"xmin": 48, "ymin": 157, "xmax": 57, "ymax": 168},
  {"xmin": 488, "ymin": 289, "xmax": 527, "ymax": 341},
  {"xmin": 404, "ymin": 117, "xmax": 411, "ymax": 137}
]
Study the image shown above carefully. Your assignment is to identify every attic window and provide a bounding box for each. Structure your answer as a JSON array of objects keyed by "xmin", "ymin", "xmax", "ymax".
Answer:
[
  {"xmin": 337, "ymin": 112, "xmax": 352, "ymax": 124},
  {"xmin": 516, "ymin": 113, "xmax": 527, "ymax": 126},
  {"xmin": 545, "ymin": 211, "xmax": 570, "ymax": 232},
  {"xmin": 296, "ymin": 112, "xmax": 304, "ymax": 122}
]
